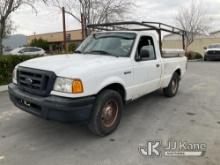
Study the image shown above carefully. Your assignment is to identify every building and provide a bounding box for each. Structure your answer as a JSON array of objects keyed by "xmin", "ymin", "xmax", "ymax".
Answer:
[
  {"xmin": 3, "ymin": 34, "xmax": 27, "ymax": 51},
  {"xmin": 27, "ymin": 29, "xmax": 83, "ymax": 52},
  {"xmin": 163, "ymin": 31, "xmax": 220, "ymax": 55}
]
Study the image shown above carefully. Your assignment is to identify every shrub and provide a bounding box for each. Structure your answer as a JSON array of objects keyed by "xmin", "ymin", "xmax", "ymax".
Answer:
[
  {"xmin": 30, "ymin": 38, "xmax": 49, "ymax": 51},
  {"xmin": 194, "ymin": 53, "xmax": 203, "ymax": 59},
  {"xmin": 186, "ymin": 51, "xmax": 203, "ymax": 60},
  {"xmin": 68, "ymin": 43, "xmax": 77, "ymax": 52},
  {"xmin": 0, "ymin": 55, "xmax": 40, "ymax": 85}
]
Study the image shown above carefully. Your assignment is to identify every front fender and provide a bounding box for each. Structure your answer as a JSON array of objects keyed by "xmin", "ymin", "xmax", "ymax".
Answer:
[{"xmin": 98, "ymin": 77, "xmax": 127, "ymax": 92}]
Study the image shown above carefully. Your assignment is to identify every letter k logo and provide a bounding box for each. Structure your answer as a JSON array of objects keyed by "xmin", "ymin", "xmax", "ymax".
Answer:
[{"xmin": 139, "ymin": 141, "xmax": 161, "ymax": 157}]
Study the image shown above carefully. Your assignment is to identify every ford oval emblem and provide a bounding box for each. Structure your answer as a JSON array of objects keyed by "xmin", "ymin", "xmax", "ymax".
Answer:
[{"xmin": 26, "ymin": 78, "xmax": 33, "ymax": 85}]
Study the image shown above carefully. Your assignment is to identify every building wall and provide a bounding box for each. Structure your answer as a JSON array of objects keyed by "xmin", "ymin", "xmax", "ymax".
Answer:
[
  {"xmin": 163, "ymin": 31, "xmax": 220, "ymax": 56},
  {"xmin": 27, "ymin": 29, "xmax": 83, "ymax": 53},
  {"xmin": 27, "ymin": 29, "xmax": 82, "ymax": 44}
]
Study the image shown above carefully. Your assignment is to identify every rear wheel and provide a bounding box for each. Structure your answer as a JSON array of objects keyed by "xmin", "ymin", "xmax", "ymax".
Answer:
[
  {"xmin": 88, "ymin": 90, "xmax": 123, "ymax": 136},
  {"xmin": 163, "ymin": 72, "xmax": 180, "ymax": 97}
]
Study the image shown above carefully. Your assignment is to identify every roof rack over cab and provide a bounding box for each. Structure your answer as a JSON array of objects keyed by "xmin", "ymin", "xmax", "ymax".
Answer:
[{"xmin": 87, "ymin": 21, "xmax": 186, "ymax": 52}]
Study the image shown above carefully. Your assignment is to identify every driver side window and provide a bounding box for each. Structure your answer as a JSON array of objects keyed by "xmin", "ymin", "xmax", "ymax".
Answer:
[{"xmin": 136, "ymin": 36, "xmax": 156, "ymax": 61}]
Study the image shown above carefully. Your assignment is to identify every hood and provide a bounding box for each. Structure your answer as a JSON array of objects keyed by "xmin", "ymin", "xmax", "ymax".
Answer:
[
  {"xmin": 206, "ymin": 48, "xmax": 220, "ymax": 52},
  {"xmin": 18, "ymin": 54, "xmax": 130, "ymax": 77}
]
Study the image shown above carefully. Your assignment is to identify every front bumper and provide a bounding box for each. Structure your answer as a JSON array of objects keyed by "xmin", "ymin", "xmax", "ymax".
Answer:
[
  {"xmin": 8, "ymin": 84, "xmax": 95, "ymax": 122},
  {"xmin": 205, "ymin": 54, "xmax": 220, "ymax": 60}
]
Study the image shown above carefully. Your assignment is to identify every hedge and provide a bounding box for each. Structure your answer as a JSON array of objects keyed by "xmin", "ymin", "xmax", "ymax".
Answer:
[
  {"xmin": 0, "ymin": 55, "xmax": 41, "ymax": 85},
  {"xmin": 185, "ymin": 51, "xmax": 203, "ymax": 60}
]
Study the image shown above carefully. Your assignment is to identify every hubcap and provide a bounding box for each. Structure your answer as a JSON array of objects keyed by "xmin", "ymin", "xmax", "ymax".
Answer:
[{"xmin": 101, "ymin": 100, "xmax": 119, "ymax": 128}]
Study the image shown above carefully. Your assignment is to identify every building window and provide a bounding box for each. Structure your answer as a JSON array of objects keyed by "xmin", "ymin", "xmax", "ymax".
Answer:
[{"xmin": 67, "ymin": 34, "xmax": 71, "ymax": 41}]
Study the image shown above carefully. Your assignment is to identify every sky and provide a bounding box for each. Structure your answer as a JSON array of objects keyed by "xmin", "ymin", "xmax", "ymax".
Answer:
[{"xmin": 11, "ymin": 0, "xmax": 220, "ymax": 36}]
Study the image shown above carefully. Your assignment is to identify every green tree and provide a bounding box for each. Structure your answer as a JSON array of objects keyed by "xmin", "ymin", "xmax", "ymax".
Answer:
[
  {"xmin": 0, "ymin": 0, "xmax": 48, "ymax": 55},
  {"xmin": 68, "ymin": 42, "xmax": 77, "ymax": 52},
  {"xmin": 30, "ymin": 38, "xmax": 49, "ymax": 51}
]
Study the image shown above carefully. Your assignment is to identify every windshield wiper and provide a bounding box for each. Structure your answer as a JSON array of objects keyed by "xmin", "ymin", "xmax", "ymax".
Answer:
[
  {"xmin": 74, "ymin": 50, "xmax": 82, "ymax": 54},
  {"xmin": 86, "ymin": 50, "xmax": 120, "ymax": 57},
  {"xmin": 85, "ymin": 50, "xmax": 112, "ymax": 55},
  {"xmin": 86, "ymin": 50, "xmax": 111, "ymax": 55}
]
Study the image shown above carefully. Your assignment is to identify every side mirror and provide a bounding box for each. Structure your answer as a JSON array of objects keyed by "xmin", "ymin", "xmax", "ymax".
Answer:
[
  {"xmin": 203, "ymin": 46, "xmax": 207, "ymax": 50},
  {"xmin": 139, "ymin": 46, "xmax": 150, "ymax": 60}
]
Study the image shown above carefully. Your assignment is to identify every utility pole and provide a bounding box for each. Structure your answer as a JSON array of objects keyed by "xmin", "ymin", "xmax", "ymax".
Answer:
[
  {"xmin": 62, "ymin": 7, "xmax": 67, "ymax": 52},
  {"xmin": 81, "ymin": 13, "xmax": 85, "ymax": 40}
]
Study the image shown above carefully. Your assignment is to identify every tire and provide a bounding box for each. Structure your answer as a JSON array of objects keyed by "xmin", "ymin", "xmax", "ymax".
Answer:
[
  {"xmin": 88, "ymin": 90, "xmax": 123, "ymax": 136},
  {"xmin": 163, "ymin": 72, "xmax": 180, "ymax": 97}
]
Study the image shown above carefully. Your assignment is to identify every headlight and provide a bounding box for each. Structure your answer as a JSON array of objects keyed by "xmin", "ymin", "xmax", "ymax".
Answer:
[
  {"xmin": 53, "ymin": 77, "xmax": 84, "ymax": 94},
  {"xmin": 12, "ymin": 67, "xmax": 18, "ymax": 84}
]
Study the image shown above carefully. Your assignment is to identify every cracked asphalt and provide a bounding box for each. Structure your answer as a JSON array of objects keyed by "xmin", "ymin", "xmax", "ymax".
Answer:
[{"xmin": 0, "ymin": 62, "xmax": 220, "ymax": 165}]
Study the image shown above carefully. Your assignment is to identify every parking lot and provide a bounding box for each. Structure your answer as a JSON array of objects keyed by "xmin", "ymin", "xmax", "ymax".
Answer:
[{"xmin": 0, "ymin": 61, "xmax": 220, "ymax": 165}]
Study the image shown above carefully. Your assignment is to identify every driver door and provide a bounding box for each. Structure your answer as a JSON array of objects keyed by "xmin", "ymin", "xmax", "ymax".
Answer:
[{"xmin": 132, "ymin": 36, "xmax": 162, "ymax": 98}]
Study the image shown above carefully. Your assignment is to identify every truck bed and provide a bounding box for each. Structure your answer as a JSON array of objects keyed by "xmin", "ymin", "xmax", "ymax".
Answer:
[{"xmin": 162, "ymin": 49, "xmax": 185, "ymax": 58}]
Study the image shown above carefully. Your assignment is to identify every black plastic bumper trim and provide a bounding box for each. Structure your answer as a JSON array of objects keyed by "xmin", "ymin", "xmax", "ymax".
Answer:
[{"xmin": 8, "ymin": 83, "xmax": 96, "ymax": 122}]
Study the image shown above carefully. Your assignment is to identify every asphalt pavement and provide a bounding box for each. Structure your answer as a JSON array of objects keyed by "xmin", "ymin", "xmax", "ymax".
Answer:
[{"xmin": 0, "ymin": 61, "xmax": 220, "ymax": 165}]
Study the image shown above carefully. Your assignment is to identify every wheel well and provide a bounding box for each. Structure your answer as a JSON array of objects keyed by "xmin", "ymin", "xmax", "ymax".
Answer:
[
  {"xmin": 174, "ymin": 69, "xmax": 181, "ymax": 80},
  {"xmin": 175, "ymin": 69, "xmax": 181, "ymax": 77},
  {"xmin": 100, "ymin": 83, "xmax": 126, "ymax": 102}
]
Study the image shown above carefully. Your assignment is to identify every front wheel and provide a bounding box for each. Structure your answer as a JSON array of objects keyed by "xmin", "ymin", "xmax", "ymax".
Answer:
[
  {"xmin": 88, "ymin": 90, "xmax": 123, "ymax": 136},
  {"xmin": 163, "ymin": 73, "xmax": 180, "ymax": 97}
]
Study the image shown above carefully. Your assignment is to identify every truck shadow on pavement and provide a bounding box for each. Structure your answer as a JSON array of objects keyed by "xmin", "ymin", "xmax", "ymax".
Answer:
[
  {"xmin": 3, "ymin": 90, "xmax": 176, "ymax": 151},
  {"xmin": 21, "ymin": 91, "xmax": 161, "ymax": 129}
]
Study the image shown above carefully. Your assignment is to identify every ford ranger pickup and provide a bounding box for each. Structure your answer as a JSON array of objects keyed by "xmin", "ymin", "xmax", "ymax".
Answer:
[{"xmin": 8, "ymin": 22, "xmax": 187, "ymax": 136}]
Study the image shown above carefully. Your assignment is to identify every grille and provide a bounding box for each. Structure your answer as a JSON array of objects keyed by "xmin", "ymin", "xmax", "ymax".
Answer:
[
  {"xmin": 207, "ymin": 50, "xmax": 220, "ymax": 55},
  {"xmin": 17, "ymin": 67, "xmax": 56, "ymax": 97}
]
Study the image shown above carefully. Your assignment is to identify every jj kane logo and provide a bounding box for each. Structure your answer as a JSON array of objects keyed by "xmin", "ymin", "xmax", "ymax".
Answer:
[{"xmin": 139, "ymin": 139, "xmax": 207, "ymax": 158}]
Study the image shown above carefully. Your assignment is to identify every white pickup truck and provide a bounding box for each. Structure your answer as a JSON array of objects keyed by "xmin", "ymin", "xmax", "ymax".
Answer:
[{"xmin": 9, "ymin": 22, "xmax": 187, "ymax": 136}]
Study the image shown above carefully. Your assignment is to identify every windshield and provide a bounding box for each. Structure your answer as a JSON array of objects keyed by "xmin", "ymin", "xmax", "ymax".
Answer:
[
  {"xmin": 75, "ymin": 32, "xmax": 136, "ymax": 57},
  {"xmin": 208, "ymin": 44, "xmax": 220, "ymax": 49}
]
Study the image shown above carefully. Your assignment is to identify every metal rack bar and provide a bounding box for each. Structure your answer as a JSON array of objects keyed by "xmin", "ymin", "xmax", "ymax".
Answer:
[{"xmin": 87, "ymin": 21, "xmax": 186, "ymax": 50}]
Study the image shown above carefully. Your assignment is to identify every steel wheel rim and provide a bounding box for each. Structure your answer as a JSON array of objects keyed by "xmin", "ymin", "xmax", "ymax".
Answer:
[
  {"xmin": 171, "ymin": 78, "xmax": 178, "ymax": 94},
  {"xmin": 101, "ymin": 100, "xmax": 119, "ymax": 128}
]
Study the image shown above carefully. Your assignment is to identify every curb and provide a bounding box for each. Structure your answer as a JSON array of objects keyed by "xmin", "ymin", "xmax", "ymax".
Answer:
[
  {"xmin": 188, "ymin": 59, "xmax": 203, "ymax": 62},
  {"xmin": 0, "ymin": 85, "xmax": 8, "ymax": 92}
]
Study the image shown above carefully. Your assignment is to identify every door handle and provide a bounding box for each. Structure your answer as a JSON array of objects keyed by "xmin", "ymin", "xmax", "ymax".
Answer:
[
  {"xmin": 124, "ymin": 71, "xmax": 132, "ymax": 75},
  {"xmin": 156, "ymin": 64, "xmax": 160, "ymax": 68}
]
